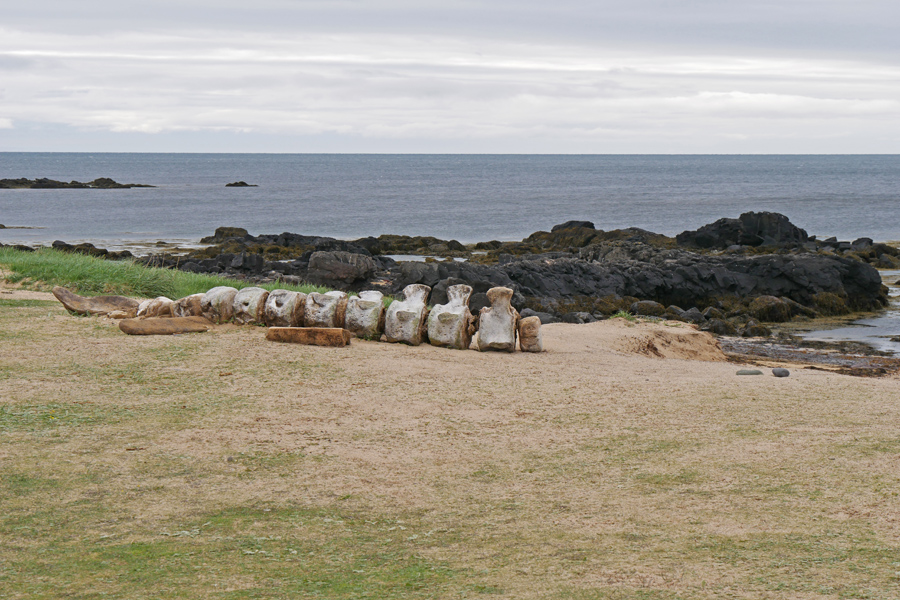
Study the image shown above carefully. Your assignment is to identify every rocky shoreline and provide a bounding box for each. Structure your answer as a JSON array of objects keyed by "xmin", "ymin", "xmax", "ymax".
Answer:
[
  {"xmin": 4, "ymin": 211, "xmax": 898, "ymax": 341},
  {"xmin": 0, "ymin": 177, "xmax": 154, "ymax": 189}
]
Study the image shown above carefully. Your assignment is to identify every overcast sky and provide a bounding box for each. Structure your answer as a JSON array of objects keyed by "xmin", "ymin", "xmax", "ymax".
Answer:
[{"xmin": 1, "ymin": 0, "xmax": 899, "ymax": 153}]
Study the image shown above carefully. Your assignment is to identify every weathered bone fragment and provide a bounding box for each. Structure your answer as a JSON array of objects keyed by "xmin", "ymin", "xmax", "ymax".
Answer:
[
  {"xmin": 119, "ymin": 316, "xmax": 213, "ymax": 335},
  {"xmin": 263, "ymin": 289, "xmax": 307, "ymax": 328},
  {"xmin": 384, "ymin": 284, "xmax": 431, "ymax": 345},
  {"xmin": 52, "ymin": 286, "xmax": 140, "ymax": 317},
  {"xmin": 137, "ymin": 296, "xmax": 175, "ymax": 318},
  {"xmin": 305, "ymin": 291, "xmax": 348, "ymax": 328},
  {"xmin": 345, "ymin": 290, "xmax": 385, "ymax": 339},
  {"xmin": 201, "ymin": 286, "xmax": 238, "ymax": 323},
  {"xmin": 173, "ymin": 293, "xmax": 204, "ymax": 317},
  {"xmin": 476, "ymin": 287, "xmax": 519, "ymax": 352},
  {"xmin": 233, "ymin": 287, "xmax": 270, "ymax": 325},
  {"xmin": 517, "ymin": 315, "xmax": 544, "ymax": 352},
  {"xmin": 427, "ymin": 284, "xmax": 474, "ymax": 350},
  {"xmin": 265, "ymin": 327, "xmax": 352, "ymax": 347}
]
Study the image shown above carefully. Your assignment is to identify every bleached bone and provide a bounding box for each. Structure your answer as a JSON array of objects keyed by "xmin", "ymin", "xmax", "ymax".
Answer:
[
  {"xmin": 52, "ymin": 286, "xmax": 139, "ymax": 317},
  {"xmin": 384, "ymin": 284, "xmax": 431, "ymax": 346},
  {"xmin": 263, "ymin": 290, "xmax": 307, "ymax": 327},
  {"xmin": 201, "ymin": 286, "xmax": 238, "ymax": 323},
  {"xmin": 305, "ymin": 291, "xmax": 348, "ymax": 328},
  {"xmin": 518, "ymin": 315, "xmax": 543, "ymax": 353},
  {"xmin": 233, "ymin": 287, "xmax": 270, "ymax": 325},
  {"xmin": 173, "ymin": 293, "xmax": 204, "ymax": 317},
  {"xmin": 427, "ymin": 284, "xmax": 474, "ymax": 350},
  {"xmin": 345, "ymin": 290, "xmax": 385, "ymax": 339},
  {"xmin": 476, "ymin": 287, "xmax": 519, "ymax": 352},
  {"xmin": 137, "ymin": 296, "xmax": 175, "ymax": 318}
]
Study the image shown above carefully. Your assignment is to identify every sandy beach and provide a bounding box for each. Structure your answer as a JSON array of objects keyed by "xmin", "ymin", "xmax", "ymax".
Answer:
[{"xmin": 3, "ymin": 280, "xmax": 900, "ymax": 597}]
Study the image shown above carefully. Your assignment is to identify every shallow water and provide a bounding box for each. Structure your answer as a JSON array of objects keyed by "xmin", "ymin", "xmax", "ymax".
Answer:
[{"xmin": 796, "ymin": 270, "xmax": 900, "ymax": 354}]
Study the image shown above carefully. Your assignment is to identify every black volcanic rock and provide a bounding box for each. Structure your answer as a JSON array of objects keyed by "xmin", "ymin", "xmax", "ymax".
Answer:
[
  {"xmin": 551, "ymin": 220, "xmax": 595, "ymax": 231},
  {"xmin": 0, "ymin": 177, "xmax": 154, "ymax": 189},
  {"xmin": 676, "ymin": 211, "xmax": 808, "ymax": 249}
]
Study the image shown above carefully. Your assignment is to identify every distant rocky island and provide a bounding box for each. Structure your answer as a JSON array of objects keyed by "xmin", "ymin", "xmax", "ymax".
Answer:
[
  {"xmin": 225, "ymin": 181, "xmax": 258, "ymax": 187},
  {"xmin": 0, "ymin": 177, "xmax": 154, "ymax": 189}
]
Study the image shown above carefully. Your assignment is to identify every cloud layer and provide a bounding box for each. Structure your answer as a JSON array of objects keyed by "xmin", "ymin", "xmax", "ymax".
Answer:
[{"xmin": 2, "ymin": 1, "xmax": 899, "ymax": 152}]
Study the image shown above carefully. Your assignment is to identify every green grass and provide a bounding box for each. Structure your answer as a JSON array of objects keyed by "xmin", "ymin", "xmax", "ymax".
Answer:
[
  {"xmin": 0, "ymin": 247, "xmax": 328, "ymax": 298},
  {"xmin": 0, "ymin": 503, "xmax": 491, "ymax": 599}
]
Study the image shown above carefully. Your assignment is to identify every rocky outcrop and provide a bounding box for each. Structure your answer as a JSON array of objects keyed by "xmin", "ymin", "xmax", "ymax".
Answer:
[
  {"xmin": 676, "ymin": 211, "xmax": 808, "ymax": 249},
  {"xmin": 0, "ymin": 177, "xmax": 153, "ymax": 189},
  {"xmin": 225, "ymin": 181, "xmax": 257, "ymax": 187},
  {"xmin": 306, "ymin": 251, "xmax": 376, "ymax": 286},
  {"xmin": 51, "ymin": 240, "xmax": 134, "ymax": 260}
]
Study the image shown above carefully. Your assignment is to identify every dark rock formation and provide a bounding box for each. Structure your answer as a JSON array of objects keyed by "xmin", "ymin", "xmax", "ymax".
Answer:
[
  {"xmin": 0, "ymin": 177, "xmax": 154, "ymax": 189},
  {"xmin": 225, "ymin": 181, "xmax": 258, "ymax": 187},
  {"xmin": 551, "ymin": 220, "xmax": 595, "ymax": 232},
  {"xmin": 51, "ymin": 240, "xmax": 133, "ymax": 260},
  {"xmin": 676, "ymin": 211, "xmax": 808, "ymax": 249}
]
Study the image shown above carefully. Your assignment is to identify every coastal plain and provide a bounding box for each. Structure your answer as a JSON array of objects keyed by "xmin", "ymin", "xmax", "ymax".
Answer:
[{"xmin": 2, "ymin": 282, "xmax": 900, "ymax": 599}]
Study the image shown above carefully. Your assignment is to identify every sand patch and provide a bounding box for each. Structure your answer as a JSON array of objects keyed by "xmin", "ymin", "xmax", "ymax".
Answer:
[{"xmin": 543, "ymin": 318, "xmax": 726, "ymax": 361}]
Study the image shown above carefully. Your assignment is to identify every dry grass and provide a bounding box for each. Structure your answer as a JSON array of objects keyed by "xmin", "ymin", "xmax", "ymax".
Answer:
[{"xmin": 2, "ymin": 286, "xmax": 900, "ymax": 599}]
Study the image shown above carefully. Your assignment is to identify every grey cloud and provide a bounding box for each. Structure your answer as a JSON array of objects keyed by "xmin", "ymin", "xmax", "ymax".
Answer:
[{"xmin": 1, "ymin": 2, "xmax": 900, "ymax": 152}]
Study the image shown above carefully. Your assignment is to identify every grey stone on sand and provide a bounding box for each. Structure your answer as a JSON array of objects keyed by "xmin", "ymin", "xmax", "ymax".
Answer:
[
  {"xmin": 772, "ymin": 368, "xmax": 790, "ymax": 377},
  {"xmin": 736, "ymin": 369, "xmax": 764, "ymax": 376}
]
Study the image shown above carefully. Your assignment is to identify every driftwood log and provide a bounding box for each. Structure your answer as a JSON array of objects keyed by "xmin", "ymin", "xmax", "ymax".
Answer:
[
  {"xmin": 119, "ymin": 316, "xmax": 213, "ymax": 335},
  {"xmin": 265, "ymin": 327, "xmax": 352, "ymax": 347}
]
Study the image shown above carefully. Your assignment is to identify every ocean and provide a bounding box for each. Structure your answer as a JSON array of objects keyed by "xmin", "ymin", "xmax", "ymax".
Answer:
[{"xmin": 1, "ymin": 153, "xmax": 899, "ymax": 250}]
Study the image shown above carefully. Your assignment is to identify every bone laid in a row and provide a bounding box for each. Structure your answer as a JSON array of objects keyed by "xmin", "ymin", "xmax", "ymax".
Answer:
[
  {"xmin": 141, "ymin": 283, "xmax": 541, "ymax": 352},
  {"xmin": 426, "ymin": 284, "xmax": 475, "ymax": 350},
  {"xmin": 345, "ymin": 291, "xmax": 385, "ymax": 339},
  {"xmin": 475, "ymin": 286, "xmax": 519, "ymax": 352},
  {"xmin": 384, "ymin": 284, "xmax": 430, "ymax": 345}
]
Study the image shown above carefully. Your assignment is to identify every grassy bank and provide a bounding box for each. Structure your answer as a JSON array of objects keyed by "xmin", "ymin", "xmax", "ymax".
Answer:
[{"xmin": 0, "ymin": 247, "xmax": 328, "ymax": 298}]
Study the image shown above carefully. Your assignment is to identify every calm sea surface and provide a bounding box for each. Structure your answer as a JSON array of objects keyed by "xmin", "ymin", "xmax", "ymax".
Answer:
[{"xmin": 1, "ymin": 154, "xmax": 899, "ymax": 249}]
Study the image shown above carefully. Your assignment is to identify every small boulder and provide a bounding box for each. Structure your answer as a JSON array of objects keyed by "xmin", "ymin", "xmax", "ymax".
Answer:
[
  {"xmin": 741, "ymin": 320, "xmax": 771, "ymax": 337},
  {"xmin": 307, "ymin": 251, "xmax": 376, "ymax": 285},
  {"xmin": 772, "ymin": 368, "xmax": 790, "ymax": 377},
  {"xmin": 748, "ymin": 295, "xmax": 792, "ymax": 323},
  {"xmin": 630, "ymin": 300, "xmax": 666, "ymax": 317}
]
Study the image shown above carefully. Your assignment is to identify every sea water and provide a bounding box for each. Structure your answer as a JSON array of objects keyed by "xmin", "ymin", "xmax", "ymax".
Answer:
[
  {"xmin": 1, "ymin": 154, "xmax": 899, "ymax": 249},
  {"xmin": 2, "ymin": 153, "xmax": 899, "ymax": 354}
]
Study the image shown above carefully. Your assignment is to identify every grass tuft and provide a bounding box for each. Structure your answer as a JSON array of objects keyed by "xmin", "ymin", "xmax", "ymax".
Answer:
[{"xmin": 0, "ymin": 247, "xmax": 328, "ymax": 298}]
